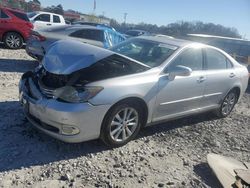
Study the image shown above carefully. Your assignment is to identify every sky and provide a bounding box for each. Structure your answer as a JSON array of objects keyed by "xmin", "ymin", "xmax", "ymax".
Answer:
[{"xmin": 39, "ymin": 0, "xmax": 250, "ymax": 39}]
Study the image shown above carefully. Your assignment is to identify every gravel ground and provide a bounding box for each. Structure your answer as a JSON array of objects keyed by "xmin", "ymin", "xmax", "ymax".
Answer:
[{"xmin": 0, "ymin": 47, "xmax": 249, "ymax": 188}]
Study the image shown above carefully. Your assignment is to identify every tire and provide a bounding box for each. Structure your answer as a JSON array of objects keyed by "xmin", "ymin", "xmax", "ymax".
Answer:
[
  {"xmin": 101, "ymin": 102, "xmax": 143, "ymax": 147},
  {"xmin": 215, "ymin": 90, "xmax": 238, "ymax": 118},
  {"xmin": 3, "ymin": 32, "xmax": 24, "ymax": 49}
]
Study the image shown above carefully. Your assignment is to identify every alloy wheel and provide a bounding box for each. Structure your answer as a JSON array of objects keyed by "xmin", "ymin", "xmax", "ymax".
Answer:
[
  {"xmin": 221, "ymin": 92, "xmax": 236, "ymax": 116},
  {"xmin": 6, "ymin": 34, "xmax": 21, "ymax": 49},
  {"xmin": 110, "ymin": 107, "xmax": 139, "ymax": 142}
]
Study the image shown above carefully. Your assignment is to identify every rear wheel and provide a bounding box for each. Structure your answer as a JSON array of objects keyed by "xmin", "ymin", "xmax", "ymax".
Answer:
[
  {"xmin": 215, "ymin": 90, "xmax": 238, "ymax": 118},
  {"xmin": 4, "ymin": 32, "xmax": 23, "ymax": 49},
  {"xmin": 101, "ymin": 102, "xmax": 143, "ymax": 147}
]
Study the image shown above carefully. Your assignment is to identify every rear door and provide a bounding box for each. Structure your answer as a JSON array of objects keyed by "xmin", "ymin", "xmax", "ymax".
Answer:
[{"xmin": 202, "ymin": 48, "xmax": 237, "ymax": 107}]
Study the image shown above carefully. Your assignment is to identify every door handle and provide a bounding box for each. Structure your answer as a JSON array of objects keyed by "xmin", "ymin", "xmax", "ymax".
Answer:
[
  {"xmin": 46, "ymin": 23, "xmax": 52, "ymax": 26},
  {"xmin": 197, "ymin": 76, "xmax": 206, "ymax": 83},
  {"xmin": 229, "ymin": 73, "xmax": 236, "ymax": 78}
]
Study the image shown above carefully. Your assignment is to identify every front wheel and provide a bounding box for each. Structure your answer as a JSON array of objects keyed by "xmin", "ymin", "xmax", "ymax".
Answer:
[
  {"xmin": 4, "ymin": 32, "xmax": 23, "ymax": 49},
  {"xmin": 215, "ymin": 90, "xmax": 238, "ymax": 118},
  {"xmin": 101, "ymin": 103, "xmax": 143, "ymax": 147}
]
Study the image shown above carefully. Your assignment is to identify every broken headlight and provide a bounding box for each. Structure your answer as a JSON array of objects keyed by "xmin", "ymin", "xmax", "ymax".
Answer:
[{"xmin": 53, "ymin": 86, "xmax": 103, "ymax": 103}]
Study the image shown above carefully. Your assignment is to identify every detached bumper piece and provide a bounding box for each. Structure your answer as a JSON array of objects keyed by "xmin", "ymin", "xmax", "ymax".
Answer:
[{"xmin": 207, "ymin": 154, "xmax": 250, "ymax": 188}]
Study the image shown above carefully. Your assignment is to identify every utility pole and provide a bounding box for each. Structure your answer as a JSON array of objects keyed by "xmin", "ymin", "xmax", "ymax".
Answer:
[{"xmin": 124, "ymin": 13, "xmax": 128, "ymax": 24}]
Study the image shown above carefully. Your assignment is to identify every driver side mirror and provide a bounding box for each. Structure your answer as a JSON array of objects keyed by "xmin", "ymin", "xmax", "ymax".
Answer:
[{"xmin": 166, "ymin": 65, "xmax": 192, "ymax": 80}]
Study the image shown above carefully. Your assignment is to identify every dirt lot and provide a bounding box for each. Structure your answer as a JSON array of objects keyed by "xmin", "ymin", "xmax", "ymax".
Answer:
[{"xmin": 0, "ymin": 47, "xmax": 249, "ymax": 188}]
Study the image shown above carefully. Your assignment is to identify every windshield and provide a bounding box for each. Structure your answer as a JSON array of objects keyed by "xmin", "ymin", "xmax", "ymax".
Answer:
[{"xmin": 111, "ymin": 38, "xmax": 178, "ymax": 67}]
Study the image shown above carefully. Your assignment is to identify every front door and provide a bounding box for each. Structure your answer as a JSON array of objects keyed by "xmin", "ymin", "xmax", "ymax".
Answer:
[
  {"xmin": 33, "ymin": 13, "xmax": 51, "ymax": 29},
  {"xmin": 153, "ymin": 47, "xmax": 206, "ymax": 122}
]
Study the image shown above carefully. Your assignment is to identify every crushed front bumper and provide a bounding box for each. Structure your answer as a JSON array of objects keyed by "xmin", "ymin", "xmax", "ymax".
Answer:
[{"xmin": 19, "ymin": 72, "xmax": 110, "ymax": 143}]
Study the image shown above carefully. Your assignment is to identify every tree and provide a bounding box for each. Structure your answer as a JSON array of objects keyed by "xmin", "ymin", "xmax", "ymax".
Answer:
[
  {"xmin": 110, "ymin": 20, "xmax": 241, "ymax": 38},
  {"xmin": 8, "ymin": 0, "xmax": 22, "ymax": 9},
  {"xmin": 44, "ymin": 4, "xmax": 64, "ymax": 15},
  {"xmin": 33, "ymin": 0, "xmax": 41, "ymax": 5}
]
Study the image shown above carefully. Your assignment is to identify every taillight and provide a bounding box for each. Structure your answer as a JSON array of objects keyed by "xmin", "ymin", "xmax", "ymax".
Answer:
[{"xmin": 26, "ymin": 22, "xmax": 34, "ymax": 29}]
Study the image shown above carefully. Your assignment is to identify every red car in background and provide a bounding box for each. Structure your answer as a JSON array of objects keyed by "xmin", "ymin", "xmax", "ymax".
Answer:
[{"xmin": 0, "ymin": 7, "xmax": 33, "ymax": 49}]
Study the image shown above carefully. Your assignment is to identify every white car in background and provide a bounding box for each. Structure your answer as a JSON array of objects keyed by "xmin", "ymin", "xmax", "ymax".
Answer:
[{"xmin": 27, "ymin": 11, "xmax": 66, "ymax": 30}]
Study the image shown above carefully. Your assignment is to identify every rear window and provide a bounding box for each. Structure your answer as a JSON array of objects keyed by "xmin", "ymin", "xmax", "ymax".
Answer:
[
  {"xmin": 70, "ymin": 29, "xmax": 104, "ymax": 42},
  {"xmin": 0, "ymin": 9, "xmax": 9, "ymax": 19},
  {"xmin": 9, "ymin": 10, "xmax": 29, "ymax": 21}
]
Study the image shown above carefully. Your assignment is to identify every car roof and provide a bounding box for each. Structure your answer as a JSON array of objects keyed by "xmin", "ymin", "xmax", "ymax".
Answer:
[
  {"xmin": 127, "ymin": 29, "xmax": 147, "ymax": 32},
  {"xmin": 138, "ymin": 35, "xmax": 193, "ymax": 47},
  {"xmin": 41, "ymin": 25, "xmax": 103, "ymax": 31},
  {"xmin": 66, "ymin": 25, "xmax": 105, "ymax": 31},
  {"xmin": 65, "ymin": 25, "xmax": 123, "ymax": 35},
  {"xmin": 32, "ymin": 11, "xmax": 62, "ymax": 16}
]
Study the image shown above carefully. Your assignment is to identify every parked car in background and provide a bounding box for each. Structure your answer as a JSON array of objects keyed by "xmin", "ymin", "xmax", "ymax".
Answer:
[
  {"xmin": 19, "ymin": 36, "xmax": 249, "ymax": 147},
  {"xmin": 27, "ymin": 11, "xmax": 66, "ymax": 30},
  {"xmin": 26, "ymin": 25, "xmax": 126, "ymax": 60},
  {"xmin": 248, "ymin": 64, "xmax": 250, "ymax": 84},
  {"xmin": 65, "ymin": 20, "xmax": 71, "ymax": 25},
  {"xmin": 0, "ymin": 7, "xmax": 33, "ymax": 49},
  {"xmin": 72, "ymin": 21, "xmax": 116, "ymax": 31},
  {"xmin": 125, "ymin": 29, "xmax": 149, "ymax": 38}
]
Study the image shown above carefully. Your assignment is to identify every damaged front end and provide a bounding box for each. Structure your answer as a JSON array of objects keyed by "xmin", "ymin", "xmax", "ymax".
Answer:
[
  {"xmin": 18, "ymin": 40, "xmax": 150, "ymax": 142},
  {"xmin": 18, "ymin": 68, "xmax": 110, "ymax": 141}
]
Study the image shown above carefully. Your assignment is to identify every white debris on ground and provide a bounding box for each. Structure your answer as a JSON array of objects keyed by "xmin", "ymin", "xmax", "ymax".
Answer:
[{"xmin": 0, "ymin": 47, "xmax": 249, "ymax": 188}]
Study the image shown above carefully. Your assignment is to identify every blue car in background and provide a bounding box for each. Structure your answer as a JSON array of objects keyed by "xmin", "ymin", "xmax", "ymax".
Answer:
[{"xmin": 26, "ymin": 25, "xmax": 126, "ymax": 61}]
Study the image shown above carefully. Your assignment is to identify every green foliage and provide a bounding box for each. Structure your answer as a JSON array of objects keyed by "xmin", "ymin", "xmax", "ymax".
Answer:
[
  {"xmin": 33, "ymin": 0, "xmax": 41, "ymax": 5},
  {"xmin": 7, "ymin": 0, "xmax": 22, "ymax": 9},
  {"xmin": 43, "ymin": 4, "xmax": 64, "ymax": 15}
]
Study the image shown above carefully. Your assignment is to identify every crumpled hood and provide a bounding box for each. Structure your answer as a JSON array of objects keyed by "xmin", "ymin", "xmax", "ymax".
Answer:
[{"xmin": 42, "ymin": 40, "xmax": 114, "ymax": 75}]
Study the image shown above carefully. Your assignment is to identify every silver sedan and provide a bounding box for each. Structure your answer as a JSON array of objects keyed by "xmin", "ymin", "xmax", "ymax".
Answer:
[{"xmin": 19, "ymin": 36, "xmax": 249, "ymax": 147}]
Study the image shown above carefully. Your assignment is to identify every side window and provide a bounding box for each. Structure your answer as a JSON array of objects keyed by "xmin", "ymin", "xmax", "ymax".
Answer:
[
  {"xmin": 205, "ymin": 48, "xmax": 231, "ymax": 70},
  {"xmin": 168, "ymin": 48, "xmax": 203, "ymax": 71},
  {"xmin": 226, "ymin": 59, "xmax": 233, "ymax": 69},
  {"xmin": 70, "ymin": 29, "xmax": 104, "ymax": 42},
  {"xmin": 53, "ymin": 15, "xmax": 60, "ymax": 23},
  {"xmin": 0, "ymin": 9, "xmax": 9, "ymax": 19},
  {"xmin": 34, "ymin": 14, "xmax": 50, "ymax": 22}
]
